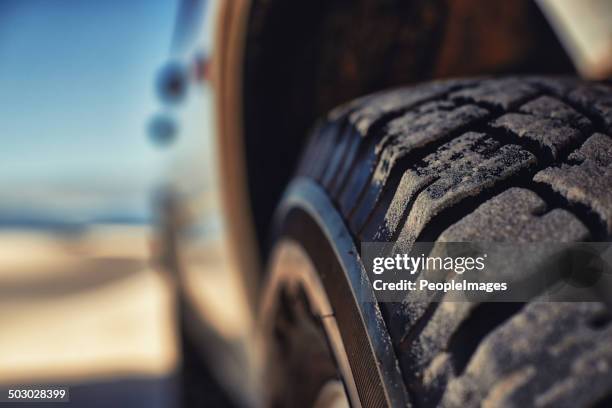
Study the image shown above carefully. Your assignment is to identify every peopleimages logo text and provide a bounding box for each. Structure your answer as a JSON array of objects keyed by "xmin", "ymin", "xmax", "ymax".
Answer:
[{"xmin": 372, "ymin": 253, "xmax": 487, "ymax": 275}]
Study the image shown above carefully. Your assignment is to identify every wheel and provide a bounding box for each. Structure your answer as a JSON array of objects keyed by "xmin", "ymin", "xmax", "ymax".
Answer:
[{"xmin": 261, "ymin": 77, "xmax": 612, "ymax": 407}]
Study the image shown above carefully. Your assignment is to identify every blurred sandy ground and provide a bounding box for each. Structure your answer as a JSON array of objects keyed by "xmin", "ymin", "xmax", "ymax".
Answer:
[{"xmin": 0, "ymin": 225, "xmax": 179, "ymax": 407}]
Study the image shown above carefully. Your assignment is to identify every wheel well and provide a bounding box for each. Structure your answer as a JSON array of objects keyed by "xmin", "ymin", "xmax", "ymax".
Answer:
[{"xmin": 241, "ymin": 0, "xmax": 574, "ymax": 258}]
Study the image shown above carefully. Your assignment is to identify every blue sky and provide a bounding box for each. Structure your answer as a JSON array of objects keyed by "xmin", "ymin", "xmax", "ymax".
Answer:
[{"xmin": 0, "ymin": 0, "xmax": 210, "ymax": 223}]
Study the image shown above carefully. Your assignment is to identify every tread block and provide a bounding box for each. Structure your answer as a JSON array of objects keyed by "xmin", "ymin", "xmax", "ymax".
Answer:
[
  {"xmin": 519, "ymin": 95, "xmax": 591, "ymax": 131},
  {"xmin": 341, "ymin": 80, "xmax": 473, "ymax": 135},
  {"xmin": 350, "ymin": 103, "xmax": 490, "ymax": 232},
  {"xmin": 567, "ymin": 83, "xmax": 612, "ymax": 133},
  {"xmin": 374, "ymin": 132, "xmax": 499, "ymax": 241},
  {"xmin": 534, "ymin": 133, "xmax": 612, "ymax": 236},
  {"xmin": 441, "ymin": 302, "xmax": 612, "ymax": 408},
  {"xmin": 450, "ymin": 78, "xmax": 538, "ymax": 110},
  {"xmin": 491, "ymin": 113, "xmax": 583, "ymax": 160},
  {"xmin": 396, "ymin": 144, "xmax": 536, "ymax": 250},
  {"xmin": 438, "ymin": 188, "xmax": 589, "ymax": 242}
]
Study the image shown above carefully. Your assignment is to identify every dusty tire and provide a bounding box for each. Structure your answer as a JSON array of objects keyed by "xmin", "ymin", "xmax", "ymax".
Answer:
[{"xmin": 265, "ymin": 77, "xmax": 612, "ymax": 407}]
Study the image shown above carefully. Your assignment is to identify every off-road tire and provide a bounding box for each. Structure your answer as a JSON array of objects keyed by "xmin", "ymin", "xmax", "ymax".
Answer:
[{"xmin": 271, "ymin": 77, "xmax": 612, "ymax": 407}]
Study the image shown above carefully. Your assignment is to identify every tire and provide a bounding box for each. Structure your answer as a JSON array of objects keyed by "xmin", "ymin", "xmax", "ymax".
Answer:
[{"xmin": 264, "ymin": 77, "xmax": 612, "ymax": 408}]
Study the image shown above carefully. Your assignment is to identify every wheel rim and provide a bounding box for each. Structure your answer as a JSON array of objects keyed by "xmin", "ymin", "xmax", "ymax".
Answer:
[{"xmin": 261, "ymin": 239, "xmax": 357, "ymax": 407}]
